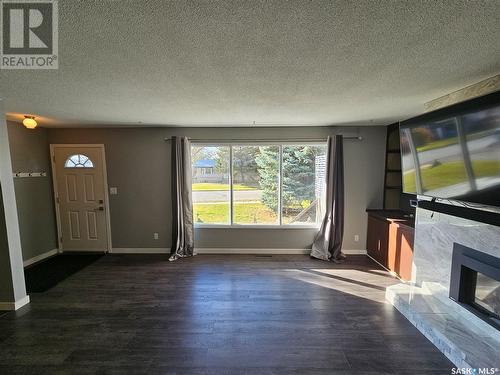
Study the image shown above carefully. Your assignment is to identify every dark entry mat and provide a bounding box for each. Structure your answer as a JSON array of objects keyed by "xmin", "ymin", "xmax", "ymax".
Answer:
[{"xmin": 25, "ymin": 253, "xmax": 103, "ymax": 293}]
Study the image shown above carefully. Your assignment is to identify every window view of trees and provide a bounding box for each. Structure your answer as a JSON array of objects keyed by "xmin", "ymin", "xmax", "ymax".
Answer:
[
  {"xmin": 282, "ymin": 145, "xmax": 326, "ymax": 224},
  {"xmin": 191, "ymin": 143, "xmax": 326, "ymax": 225},
  {"xmin": 233, "ymin": 146, "xmax": 279, "ymax": 224}
]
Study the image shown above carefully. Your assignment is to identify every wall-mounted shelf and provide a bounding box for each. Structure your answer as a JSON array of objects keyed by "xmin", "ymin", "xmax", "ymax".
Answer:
[
  {"xmin": 383, "ymin": 124, "xmax": 416, "ymax": 211},
  {"xmin": 13, "ymin": 172, "xmax": 47, "ymax": 178}
]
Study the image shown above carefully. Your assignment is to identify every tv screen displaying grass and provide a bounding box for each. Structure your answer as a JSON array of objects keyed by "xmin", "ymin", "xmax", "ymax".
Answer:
[{"xmin": 400, "ymin": 91, "xmax": 500, "ymax": 208}]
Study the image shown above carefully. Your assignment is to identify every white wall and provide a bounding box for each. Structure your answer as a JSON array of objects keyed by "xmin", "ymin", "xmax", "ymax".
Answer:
[{"xmin": 0, "ymin": 103, "xmax": 28, "ymax": 309}]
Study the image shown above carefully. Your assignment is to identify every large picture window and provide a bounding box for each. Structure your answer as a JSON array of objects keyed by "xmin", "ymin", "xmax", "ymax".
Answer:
[{"xmin": 191, "ymin": 143, "xmax": 326, "ymax": 226}]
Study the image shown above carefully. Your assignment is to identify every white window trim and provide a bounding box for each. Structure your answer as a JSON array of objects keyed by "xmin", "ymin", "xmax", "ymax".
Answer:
[
  {"xmin": 195, "ymin": 224, "xmax": 321, "ymax": 229},
  {"xmin": 192, "ymin": 141, "xmax": 326, "ymax": 228}
]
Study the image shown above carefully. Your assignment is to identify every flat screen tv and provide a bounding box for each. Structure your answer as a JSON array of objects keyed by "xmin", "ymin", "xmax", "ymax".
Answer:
[{"xmin": 399, "ymin": 90, "xmax": 500, "ymax": 208}]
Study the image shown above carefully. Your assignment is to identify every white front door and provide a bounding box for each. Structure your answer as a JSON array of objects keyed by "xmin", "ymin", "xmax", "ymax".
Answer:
[{"xmin": 51, "ymin": 145, "xmax": 111, "ymax": 251}]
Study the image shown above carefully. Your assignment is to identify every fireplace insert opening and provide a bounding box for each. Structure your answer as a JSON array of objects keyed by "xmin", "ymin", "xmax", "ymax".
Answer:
[
  {"xmin": 450, "ymin": 243, "xmax": 500, "ymax": 329},
  {"xmin": 474, "ymin": 273, "xmax": 500, "ymax": 324}
]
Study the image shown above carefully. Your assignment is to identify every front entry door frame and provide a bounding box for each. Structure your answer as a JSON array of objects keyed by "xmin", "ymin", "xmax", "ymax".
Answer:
[{"xmin": 50, "ymin": 144, "xmax": 112, "ymax": 252}]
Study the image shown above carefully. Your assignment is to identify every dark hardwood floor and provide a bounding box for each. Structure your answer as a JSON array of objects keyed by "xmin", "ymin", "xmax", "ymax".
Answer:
[{"xmin": 0, "ymin": 254, "xmax": 453, "ymax": 374}]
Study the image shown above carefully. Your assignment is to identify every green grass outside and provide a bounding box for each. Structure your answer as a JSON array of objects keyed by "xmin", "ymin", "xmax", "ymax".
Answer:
[
  {"xmin": 415, "ymin": 131, "xmax": 492, "ymax": 153},
  {"xmin": 192, "ymin": 183, "xmax": 257, "ymax": 191},
  {"xmin": 404, "ymin": 160, "xmax": 500, "ymax": 191},
  {"xmin": 193, "ymin": 202, "xmax": 277, "ymax": 224}
]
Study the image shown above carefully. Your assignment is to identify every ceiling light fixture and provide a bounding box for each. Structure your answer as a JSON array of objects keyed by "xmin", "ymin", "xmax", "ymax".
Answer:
[{"xmin": 23, "ymin": 116, "xmax": 37, "ymax": 129}]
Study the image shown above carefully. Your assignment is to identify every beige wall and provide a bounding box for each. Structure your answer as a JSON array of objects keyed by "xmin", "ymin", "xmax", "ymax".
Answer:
[
  {"xmin": 47, "ymin": 125, "xmax": 386, "ymax": 251},
  {"xmin": 7, "ymin": 121, "xmax": 58, "ymax": 261}
]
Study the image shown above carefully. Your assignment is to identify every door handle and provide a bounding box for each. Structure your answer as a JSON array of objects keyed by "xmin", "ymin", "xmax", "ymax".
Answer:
[{"xmin": 94, "ymin": 206, "xmax": 104, "ymax": 211}]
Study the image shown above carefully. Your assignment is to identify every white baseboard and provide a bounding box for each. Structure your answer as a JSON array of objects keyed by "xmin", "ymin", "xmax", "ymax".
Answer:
[
  {"xmin": 111, "ymin": 248, "xmax": 169, "ymax": 254},
  {"xmin": 23, "ymin": 248, "xmax": 58, "ymax": 267},
  {"xmin": 196, "ymin": 248, "xmax": 310, "ymax": 254},
  {"xmin": 343, "ymin": 249, "xmax": 368, "ymax": 255},
  {"xmin": 197, "ymin": 248, "xmax": 367, "ymax": 255},
  {"xmin": 110, "ymin": 247, "xmax": 367, "ymax": 255},
  {"xmin": 0, "ymin": 295, "xmax": 30, "ymax": 311}
]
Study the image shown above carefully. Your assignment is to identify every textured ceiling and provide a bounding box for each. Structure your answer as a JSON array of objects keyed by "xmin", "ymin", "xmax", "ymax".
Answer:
[{"xmin": 1, "ymin": 0, "xmax": 500, "ymax": 127}]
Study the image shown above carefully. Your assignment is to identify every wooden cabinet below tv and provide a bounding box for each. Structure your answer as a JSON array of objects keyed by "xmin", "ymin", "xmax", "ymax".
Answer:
[{"xmin": 366, "ymin": 210, "xmax": 415, "ymax": 281}]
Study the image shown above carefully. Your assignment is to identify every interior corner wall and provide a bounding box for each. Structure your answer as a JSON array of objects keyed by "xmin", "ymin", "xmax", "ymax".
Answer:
[
  {"xmin": 0, "ymin": 184, "xmax": 15, "ymax": 301},
  {"xmin": 47, "ymin": 126, "xmax": 386, "ymax": 251},
  {"xmin": 0, "ymin": 109, "xmax": 27, "ymax": 304},
  {"xmin": 7, "ymin": 121, "xmax": 58, "ymax": 261}
]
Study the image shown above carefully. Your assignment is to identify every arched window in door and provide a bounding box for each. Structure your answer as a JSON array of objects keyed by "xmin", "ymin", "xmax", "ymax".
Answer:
[{"xmin": 64, "ymin": 154, "xmax": 94, "ymax": 168}]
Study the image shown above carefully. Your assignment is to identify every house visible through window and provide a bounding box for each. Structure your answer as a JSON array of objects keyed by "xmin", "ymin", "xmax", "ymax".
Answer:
[
  {"xmin": 191, "ymin": 143, "xmax": 326, "ymax": 226},
  {"xmin": 192, "ymin": 146, "xmax": 230, "ymax": 225}
]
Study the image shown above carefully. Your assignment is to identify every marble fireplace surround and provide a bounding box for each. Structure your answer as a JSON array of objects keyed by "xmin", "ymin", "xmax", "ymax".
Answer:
[{"xmin": 386, "ymin": 204, "xmax": 500, "ymax": 369}]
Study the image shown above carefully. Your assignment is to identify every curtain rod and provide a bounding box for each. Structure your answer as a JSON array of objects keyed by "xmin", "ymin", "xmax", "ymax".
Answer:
[{"xmin": 164, "ymin": 136, "xmax": 362, "ymax": 142}]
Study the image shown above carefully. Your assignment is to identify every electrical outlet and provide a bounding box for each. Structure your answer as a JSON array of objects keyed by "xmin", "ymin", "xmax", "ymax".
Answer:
[
  {"xmin": 153, "ymin": 232, "xmax": 159, "ymax": 240},
  {"xmin": 354, "ymin": 234, "xmax": 359, "ymax": 242},
  {"xmin": 109, "ymin": 187, "xmax": 118, "ymax": 195}
]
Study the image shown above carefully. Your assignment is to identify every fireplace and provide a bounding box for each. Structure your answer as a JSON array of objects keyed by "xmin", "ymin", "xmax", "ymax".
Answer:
[{"xmin": 449, "ymin": 243, "xmax": 500, "ymax": 329}]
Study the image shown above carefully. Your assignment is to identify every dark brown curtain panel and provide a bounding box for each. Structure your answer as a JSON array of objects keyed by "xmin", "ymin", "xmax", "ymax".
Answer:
[
  {"xmin": 169, "ymin": 136, "xmax": 195, "ymax": 261},
  {"xmin": 311, "ymin": 135, "xmax": 345, "ymax": 262}
]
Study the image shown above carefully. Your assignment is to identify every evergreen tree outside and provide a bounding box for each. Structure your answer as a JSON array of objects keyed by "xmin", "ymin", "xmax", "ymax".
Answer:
[
  {"xmin": 255, "ymin": 147, "xmax": 279, "ymax": 210},
  {"xmin": 281, "ymin": 146, "xmax": 324, "ymax": 220},
  {"xmin": 256, "ymin": 145, "xmax": 325, "ymax": 215}
]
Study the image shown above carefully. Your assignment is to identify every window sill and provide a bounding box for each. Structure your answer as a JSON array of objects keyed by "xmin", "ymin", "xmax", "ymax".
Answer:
[{"xmin": 194, "ymin": 224, "xmax": 320, "ymax": 229}]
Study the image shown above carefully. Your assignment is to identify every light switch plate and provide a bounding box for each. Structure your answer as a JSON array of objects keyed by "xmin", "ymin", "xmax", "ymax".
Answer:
[{"xmin": 110, "ymin": 187, "xmax": 118, "ymax": 195}]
